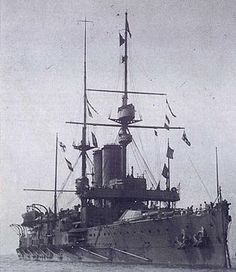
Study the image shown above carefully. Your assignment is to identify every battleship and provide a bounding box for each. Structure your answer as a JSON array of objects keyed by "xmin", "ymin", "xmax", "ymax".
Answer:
[{"xmin": 10, "ymin": 13, "xmax": 232, "ymax": 268}]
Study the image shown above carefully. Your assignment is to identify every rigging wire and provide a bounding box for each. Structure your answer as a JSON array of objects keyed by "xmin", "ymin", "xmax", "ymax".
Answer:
[
  {"xmin": 169, "ymin": 133, "xmax": 211, "ymax": 200},
  {"xmin": 108, "ymin": 45, "xmax": 123, "ymax": 119},
  {"xmin": 64, "ymin": 196, "xmax": 78, "ymax": 207},
  {"xmin": 53, "ymin": 152, "xmax": 81, "ymax": 211},
  {"xmin": 130, "ymin": 128, "xmax": 157, "ymax": 185},
  {"xmin": 187, "ymin": 154, "xmax": 211, "ymax": 199},
  {"xmin": 130, "ymin": 137, "xmax": 155, "ymax": 185},
  {"xmin": 85, "ymin": 152, "xmax": 94, "ymax": 176},
  {"xmin": 128, "ymin": 39, "xmax": 165, "ymax": 187},
  {"xmin": 130, "ymin": 43, "xmax": 154, "ymax": 82},
  {"xmin": 57, "ymin": 153, "xmax": 81, "ymax": 200},
  {"xmin": 135, "ymin": 129, "xmax": 155, "ymax": 177},
  {"xmin": 128, "ymin": 38, "xmax": 143, "ymax": 119},
  {"xmin": 131, "ymin": 137, "xmax": 157, "ymax": 187},
  {"xmin": 130, "ymin": 142, "xmax": 145, "ymax": 177}
]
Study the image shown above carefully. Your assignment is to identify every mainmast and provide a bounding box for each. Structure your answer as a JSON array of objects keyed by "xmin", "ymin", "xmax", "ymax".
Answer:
[
  {"xmin": 117, "ymin": 12, "xmax": 134, "ymax": 178},
  {"xmin": 123, "ymin": 12, "xmax": 128, "ymax": 106}
]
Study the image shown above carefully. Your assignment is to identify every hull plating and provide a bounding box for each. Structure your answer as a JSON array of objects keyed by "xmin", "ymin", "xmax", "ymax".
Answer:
[{"xmin": 17, "ymin": 208, "xmax": 228, "ymax": 268}]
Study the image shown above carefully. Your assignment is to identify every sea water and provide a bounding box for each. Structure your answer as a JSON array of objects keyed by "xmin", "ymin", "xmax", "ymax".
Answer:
[{"xmin": 0, "ymin": 255, "xmax": 235, "ymax": 272}]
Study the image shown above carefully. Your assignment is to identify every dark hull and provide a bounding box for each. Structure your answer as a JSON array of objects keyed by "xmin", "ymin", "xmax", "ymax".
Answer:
[{"xmin": 17, "ymin": 207, "xmax": 229, "ymax": 268}]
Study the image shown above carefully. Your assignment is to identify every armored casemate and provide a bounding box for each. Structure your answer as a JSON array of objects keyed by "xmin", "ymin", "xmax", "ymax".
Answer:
[{"xmin": 11, "ymin": 13, "xmax": 232, "ymax": 268}]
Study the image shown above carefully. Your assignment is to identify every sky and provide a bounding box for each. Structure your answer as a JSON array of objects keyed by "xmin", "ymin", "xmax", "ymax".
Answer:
[{"xmin": 0, "ymin": 0, "xmax": 236, "ymax": 255}]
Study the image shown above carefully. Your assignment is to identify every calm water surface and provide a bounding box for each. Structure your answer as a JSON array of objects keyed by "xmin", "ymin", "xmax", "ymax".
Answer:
[{"xmin": 0, "ymin": 255, "xmax": 235, "ymax": 272}]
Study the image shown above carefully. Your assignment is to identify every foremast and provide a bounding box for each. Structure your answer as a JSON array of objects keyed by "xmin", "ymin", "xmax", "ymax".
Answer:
[{"xmin": 75, "ymin": 18, "xmax": 93, "ymax": 203}]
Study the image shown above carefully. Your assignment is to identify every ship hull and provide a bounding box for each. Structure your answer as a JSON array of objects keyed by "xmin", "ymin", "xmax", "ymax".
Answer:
[{"xmin": 17, "ymin": 207, "xmax": 230, "ymax": 268}]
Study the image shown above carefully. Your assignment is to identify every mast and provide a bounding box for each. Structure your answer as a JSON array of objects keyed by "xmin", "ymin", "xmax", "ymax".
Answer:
[
  {"xmin": 54, "ymin": 133, "xmax": 58, "ymax": 218},
  {"xmin": 72, "ymin": 18, "xmax": 93, "ymax": 206},
  {"xmin": 215, "ymin": 147, "xmax": 220, "ymax": 203},
  {"xmin": 73, "ymin": 18, "xmax": 92, "ymax": 178},
  {"xmin": 119, "ymin": 12, "xmax": 133, "ymax": 178},
  {"xmin": 82, "ymin": 18, "xmax": 87, "ymax": 179},
  {"xmin": 121, "ymin": 12, "xmax": 129, "ymax": 177},
  {"xmin": 123, "ymin": 11, "xmax": 128, "ymax": 106}
]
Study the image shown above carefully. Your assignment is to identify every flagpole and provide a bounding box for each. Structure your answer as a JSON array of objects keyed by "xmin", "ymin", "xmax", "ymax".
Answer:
[
  {"xmin": 215, "ymin": 147, "xmax": 220, "ymax": 203},
  {"xmin": 167, "ymin": 138, "xmax": 170, "ymax": 190},
  {"xmin": 54, "ymin": 133, "xmax": 58, "ymax": 218}
]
